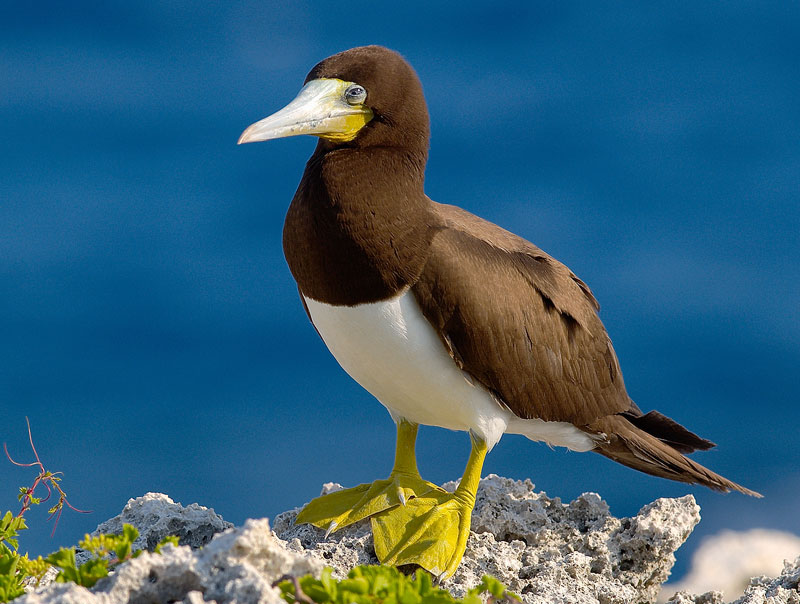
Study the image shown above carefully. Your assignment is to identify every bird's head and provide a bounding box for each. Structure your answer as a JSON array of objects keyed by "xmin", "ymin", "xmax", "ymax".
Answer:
[{"xmin": 238, "ymin": 46, "xmax": 429, "ymax": 152}]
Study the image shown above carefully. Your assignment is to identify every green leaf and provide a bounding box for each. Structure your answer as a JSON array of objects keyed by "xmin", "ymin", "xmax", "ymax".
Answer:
[
  {"xmin": 0, "ymin": 544, "xmax": 20, "ymax": 576},
  {"xmin": 155, "ymin": 535, "xmax": 179, "ymax": 553},
  {"xmin": 398, "ymin": 587, "xmax": 420, "ymax": 604},
  {"xmin": 122, "ymin": 524, "xmax": 139, "ymax": 543},
  {"xmin": 45, "ymin": 547, "xmax": 76, "ymax": 571},
  {"xmin": 76, "ymin": 558, "xmax": 109, "ymax": 588},
  {"xmin": 114, "ymin": 540, "xmax": 131, "ymax": 562},
  {"xmin": 413, "ymin": 570, "xmax": 432, "ymax": 595},
  {"xmin": 460, "ymin": 594, "xmax": 482, "ymax": 604},
  {"xmin": 46, "ymin": 548, "xmax": 81, "ymax": 585},
  {"xmin": 0, "ymin": 512, "xmax": 28, "ymax": 552},
  {"xmin": 16, "ymin": 554, "xmax": 50, "ymax": 581},
  {"xmin": 275, "ymin": 565, "xmax": 515, "ymax": 604},
  {"xmin": 303, "ymin": 581, "xmax": 331, "ymax": 603},
  {"xmin": 0, "ymin": 572, "xmax": 26, "ymax": 604},
  {"xmin": 479, "ymin": 575, "xmax": 506, "ymax": 598},
  {"xmin": 338, "ymin": 577, "xmax": 368, "ymax": 594}
]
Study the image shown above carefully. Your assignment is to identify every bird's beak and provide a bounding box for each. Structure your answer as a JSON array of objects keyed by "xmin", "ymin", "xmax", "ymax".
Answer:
[{"xmin": 238, "ymin": 78, "xmax": 373, "ymax": 145}]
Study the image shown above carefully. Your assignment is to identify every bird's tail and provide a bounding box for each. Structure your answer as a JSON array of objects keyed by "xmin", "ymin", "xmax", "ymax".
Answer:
[{"xmin": 589, "ymin": 411, "xmax": 761, "ymax": 497}]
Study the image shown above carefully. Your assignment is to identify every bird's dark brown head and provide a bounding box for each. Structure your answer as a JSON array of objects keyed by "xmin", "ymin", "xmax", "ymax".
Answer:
[
  {"xmin": 238, "ymin": 45, "xmax": 429, "ymax": 156},
  {"xmin": 305, "ymin": 45, "xmax": 430, "ymax": 151}
]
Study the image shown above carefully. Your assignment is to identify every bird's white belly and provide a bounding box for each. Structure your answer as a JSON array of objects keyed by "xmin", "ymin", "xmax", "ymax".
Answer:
[{"xmin": 303, "ymin": 290, "xmax": 596, "ymax": 453}]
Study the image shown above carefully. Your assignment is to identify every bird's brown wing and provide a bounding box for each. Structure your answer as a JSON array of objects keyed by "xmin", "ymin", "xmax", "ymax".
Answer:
[{"xmin": 411, "ymin": 202, "xmax": 634, "ymax": 426}]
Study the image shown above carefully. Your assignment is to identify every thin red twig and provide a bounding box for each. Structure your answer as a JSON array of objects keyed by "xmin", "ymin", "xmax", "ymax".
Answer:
[
  {"xmin": 3, "ymin": 417, "xmax": 92, "ymax": 537},
  {"xmin": 4, "ymin": 442, "xmax": 39, "ymax": 468}
]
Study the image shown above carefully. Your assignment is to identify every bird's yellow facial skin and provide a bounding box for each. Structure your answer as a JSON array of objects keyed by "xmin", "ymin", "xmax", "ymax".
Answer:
[
  {"xmin": 317, "ymin": 108, "xmax": 373, "ymax": 142},
  {"xmin": 238, "ymin": 78, "xmax": 373, "ymax": 144}
]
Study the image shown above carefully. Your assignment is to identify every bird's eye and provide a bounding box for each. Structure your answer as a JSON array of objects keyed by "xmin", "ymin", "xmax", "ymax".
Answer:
[{"xmin": 344, "ymin": 85, "xmax": 367, "ymax": 105}]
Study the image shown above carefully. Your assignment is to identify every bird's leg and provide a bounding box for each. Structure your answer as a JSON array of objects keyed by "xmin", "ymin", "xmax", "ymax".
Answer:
[
  {"xmin": 295, "ymin": 419, "xmax": 444, "ymax": 533},
  {"xmin": 371, "ymin": 433, "xmax": 488, "ymax": 580}
]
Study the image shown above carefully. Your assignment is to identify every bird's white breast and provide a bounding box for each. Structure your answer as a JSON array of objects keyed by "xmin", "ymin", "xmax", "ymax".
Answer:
[{"xmin": 303, "ymin": 290, "xmax": 595, "ymax": 452}]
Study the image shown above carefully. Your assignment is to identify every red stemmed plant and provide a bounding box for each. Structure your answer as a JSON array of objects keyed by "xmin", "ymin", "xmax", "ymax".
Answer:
[{"xmin": 4, "ymin": 417, "xmax": 90, "ymax": 537}]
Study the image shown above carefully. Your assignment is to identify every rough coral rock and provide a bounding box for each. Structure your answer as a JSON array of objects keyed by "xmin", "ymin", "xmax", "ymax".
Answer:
[
  {"xmin": 665, "ymin": 556, "xmax": 800, "ymax": 604},
  {"xmin": 18, "ymin": 477, "xmax": 710, "ymax": 604},
  {"xmin": 274, "ymin": 474, "xmax": 701, "ymax": 604},
  {"xmin": 91, "ymin": 492, "xmax": 233, "ymax": 551},
  {"xmin": 31, "ymin": 493, "xmax": 235, "ymax": 590},
  {"xmin": 19, "ymin": 518, "xmax": 321, "ymax": 604}
]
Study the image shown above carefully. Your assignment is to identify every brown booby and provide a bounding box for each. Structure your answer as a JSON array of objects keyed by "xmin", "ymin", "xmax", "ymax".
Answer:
[{"xmin": 238, "ymin": 45, "xmax": 759, "ymax": 579}]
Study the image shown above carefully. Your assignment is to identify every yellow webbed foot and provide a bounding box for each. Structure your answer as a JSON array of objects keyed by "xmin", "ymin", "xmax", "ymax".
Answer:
[
  {"xmin": 371, "ymin": 489, "xmax": 475, "ymax": 580},
  {"xmin": 371, "ymin": 435, "xmax": 488, "ymax": 580},
  {"xmin": 295, "ymin": 473, "xmax": 444, "ymax": 534},
  {"xmin": 295, "ymin": 420, "xmax": 445, "ymax": 534}
]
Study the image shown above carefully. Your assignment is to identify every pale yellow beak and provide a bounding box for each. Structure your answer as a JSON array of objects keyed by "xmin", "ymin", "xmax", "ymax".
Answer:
[{"xmin": 238, "ymin": 78, "xmax": 373, "ymax": 144}]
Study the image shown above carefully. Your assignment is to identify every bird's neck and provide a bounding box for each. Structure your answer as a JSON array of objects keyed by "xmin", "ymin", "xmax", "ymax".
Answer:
[{"xmin": 283, "ymin": 146, "xmax": 440, "ymax": 306}]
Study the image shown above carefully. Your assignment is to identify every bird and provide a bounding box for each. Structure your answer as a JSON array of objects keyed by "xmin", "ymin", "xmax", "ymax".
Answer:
[{"xmin": 238, "ymin": 45, "xmax": 759, "ymax": 580}]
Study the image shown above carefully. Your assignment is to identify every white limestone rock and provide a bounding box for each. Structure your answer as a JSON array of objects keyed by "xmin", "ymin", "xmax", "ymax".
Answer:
[
  {"xmin": 734, "ymin": 557, "xmax": 800, "ymax": 604},
  {"xmin": 91, "ymin": 493, "xmax": 233, "ymax": 551},
  {"xmin": 273, "ymin": 474, "xmax": 701, "ymax": 604},
  {"xmin": 18, "ymin": 518, "xmax": 322, "ymax": 604},
  {"xmin": 17, "ymin": 478, "xmax": 706, "ymax": 604},
  {"xmin": 271, "ymin": 482, "xmax": 379, "ymax": 572},
  {"xmin": 28, "ymin": 493, "xmax": 234, "ymax": 590}
]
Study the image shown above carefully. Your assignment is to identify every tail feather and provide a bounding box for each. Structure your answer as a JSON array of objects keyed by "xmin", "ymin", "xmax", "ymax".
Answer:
[
  {"xmin": 622, "ymin": 410, "xmax": 715, "ymax": 453},
  {"xmin": 589, "ymin": 414, "xmax": 761, "ymax": 497}
]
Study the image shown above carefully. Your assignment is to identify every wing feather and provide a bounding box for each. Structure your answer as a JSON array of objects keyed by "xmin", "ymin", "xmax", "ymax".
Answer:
[{"xmin": 411, "ymin": 202, "xmax": 633, "ymax": 425}]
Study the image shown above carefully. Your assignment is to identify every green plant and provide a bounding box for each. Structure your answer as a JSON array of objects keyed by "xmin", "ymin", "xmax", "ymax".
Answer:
[
  {"xmin": 44, "ymin": 524, "xmax": 177, "ymax": 589},
  {"xmin": 44, "ymin": 524, "xmax": 140, "ymax": 588},
  {"xmin": 0, "ymin": 513, "xmax": 52, "ymax": 602},
  {"xmin": 5, "ymin": 420, "xmax": 90, "ymax": 532},
  {"xmin": 276, "ymin": 565, "xmax": 520, "ymax": 604},
  {"xmin": 0, "ymin": 419, "xmax": 89, "ymax": 602}
]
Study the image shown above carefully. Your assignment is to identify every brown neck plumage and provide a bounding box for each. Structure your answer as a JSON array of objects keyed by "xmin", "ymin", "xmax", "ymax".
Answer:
[{"xmin": 283, "ymin": 142, "xmax": 440, "ymax": 306}]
